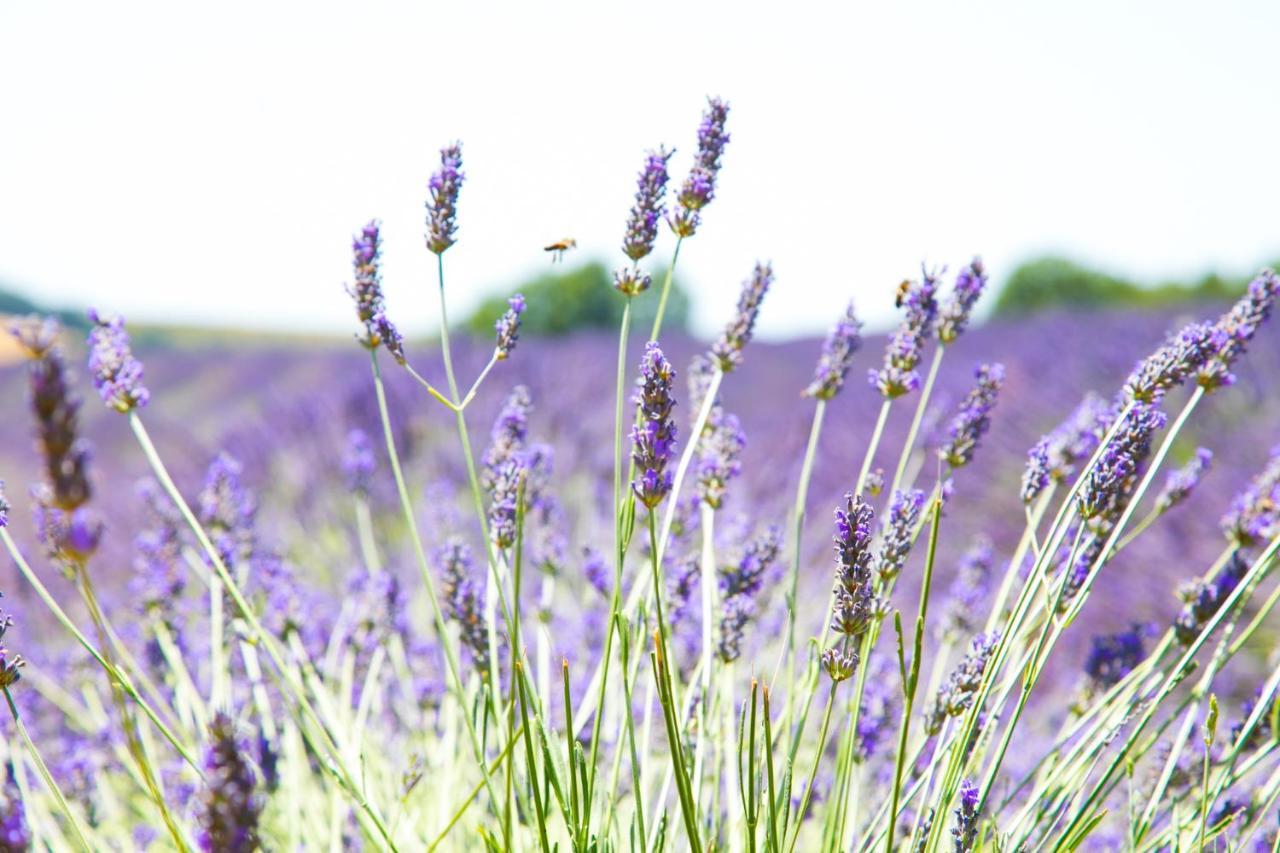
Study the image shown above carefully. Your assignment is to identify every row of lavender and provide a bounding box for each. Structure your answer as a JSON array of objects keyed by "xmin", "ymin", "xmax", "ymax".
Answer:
[{"xmin": 0, "ymin": 97, "xmax": 1278, "ymax": 851}]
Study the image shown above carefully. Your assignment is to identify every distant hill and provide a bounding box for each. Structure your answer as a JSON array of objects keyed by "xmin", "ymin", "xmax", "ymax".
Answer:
[
  {"xmin": 0, "ymin": 284, "xmax": 89, "ymax": 332},
  {"xmin": 992, "ymin": 256, "xmax": 1278, "ymax": 316}
]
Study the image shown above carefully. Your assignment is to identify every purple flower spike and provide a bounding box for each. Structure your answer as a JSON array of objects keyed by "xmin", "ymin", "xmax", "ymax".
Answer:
[
  {"xmin": 952, "ymin": 778, "xmax": 981, "ymax": 851},
  {"xmin": 1077, "ymin": 403, "xmax": 1166, "ymax": 522},
  {"xmin": 937, "ymin": 257, "xmax": 987, "ymax": 345},
  {"xmin": 438, "ymin": 539, "xmax": 489, "ymax": 674},
  {"xmin": 924, "ymin": 632, "xmax": 999, "ymax": 735},
  {"xmin": 941, "ymin": 535, "xmax": 994, "ymax": 641},
  {"xmin": 870, "ymin": 268, "xmax": 940, "ymax": 399},
  {"xmin": 876, "ymin": 489, "xmax": 927, "ymax": 582},
  {"xmin": 87, "ymin": 310, "xmax": 150, "ymax": 412},
  {"xmin": 342, "ymin": 428, "xmax": 376, "ymax": 495},
  {"xmin": 1198, "ymin": 268, "xmax": 1279, "ymax": 390},
  {"xmin": 826, "ymin": 494, "xmax": 878, "ymax": 681},
  {"xmin": 198, "ymin": 713, "xmax": 263, "ymax": 853},
  {"xmin": 0, "ymin": 607, "xmax": 25, "ymax": 688},
  {"xmin": 624, "ymin": 147, "xmax": 674, "ymax": 262},
  {"xmin": 346, "ymin": 220, "xmax": 405, "ymax": 364},
  {"xmin": 696, "ymin": 407, "xmax": 745, "ymax": 509},
  {"xmin": 1084, "ymin": 626, "xmax": 1146, "ymax": 689},
  {"xmin": 804, "ymin": 301, "xmax": 864, "ymax": 400},
  {"xmin": 494, "ymin": 294, "xmax": 526, "ymax": 360},
  {"xmin": 1154, "ymin": 447, "xmax": 1212, "ymax": 514},
  {"xmin": 630, "ymin": 343, "xmax": 678, "ymax": 509},
  {"xmin": 939, "ymin": 363, "xmax": 1005, "ymax": 469},
  {"xmin": 669, "ymin": 96, "xmax": 730, "ymax": 237},
  {"xmin": 1124, "ymin": 320, "xmax": 1224, "ymax": 404},
  {"xmin": 1221, "ymin": 446, "xmax": 1280, "ymax": 546},
  {"xmin": 426, "ymin": 143, "xmax": 464, "ymax": 255},
  {"xmin": 711, "ymin": 262, "xmax": 773, "ymax": 372}
]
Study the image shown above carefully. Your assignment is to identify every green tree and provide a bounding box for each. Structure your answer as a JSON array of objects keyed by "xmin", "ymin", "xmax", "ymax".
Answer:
[
  {"xmin": 992, "ymin": 256, "xmax": 1277, "ymax": 316},
  {"xmin": 464, "ymin": 260, "xmax": 691, "ymax": 337}
]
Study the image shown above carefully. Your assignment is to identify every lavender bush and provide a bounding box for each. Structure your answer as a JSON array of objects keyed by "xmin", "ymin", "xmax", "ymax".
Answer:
[{"xmin": 1, "ymin": 95, "xmax": 1280, "ymax": 851}]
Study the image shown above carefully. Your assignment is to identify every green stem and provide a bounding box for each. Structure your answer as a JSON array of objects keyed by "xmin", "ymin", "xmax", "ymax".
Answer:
[
  {"xmin": 0, "ymin": 529, "xmax": 200, "ymax": 771},
  {"xmin": 786, "ymin": 682, "xmax": 838, "ymax": 853},
  {"xmin": 886, "ymin": 496, "xmax": 944, "ymax": 853},
  {"xmin": 649, "ymin": 239, "xmax": 683, "ymax": 342},
  {"xmin": 128, "ymin": 412, "xmax": 398, "ymax": 850},
  {"xmin": 889, "ymin": 346, "xmax": 945, "ymax": 496},
  {"xmin": 780, "ymin": 400, "xmax": 826, "ymax": 722},
  {"xmin": 5, "ymin": 687, "xmax": 93, "ymax": 852}
]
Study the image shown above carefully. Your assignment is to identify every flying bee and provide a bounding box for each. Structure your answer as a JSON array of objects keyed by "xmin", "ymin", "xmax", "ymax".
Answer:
[
  {"xmin": 544, "ymin": 238, "xmax": 577, "ymax": 263},
  {"xmin": 894, "ymin": 279, "xmax": 912, "ymax": 308}
]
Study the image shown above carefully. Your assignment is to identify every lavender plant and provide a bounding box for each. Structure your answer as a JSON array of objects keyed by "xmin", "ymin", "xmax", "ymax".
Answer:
[{"xmin": 2, "ymin": 103, "xmax": 1279, "ymax": 853}]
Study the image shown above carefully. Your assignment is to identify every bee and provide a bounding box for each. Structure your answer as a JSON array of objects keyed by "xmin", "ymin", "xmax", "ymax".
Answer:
[
  {"xmin": 894, "ymin": 279, "xmax": 912, "ymax": 308},
  {"xmin": 544, "ymin": 238, "xmax": 577, "ymax": 263}
]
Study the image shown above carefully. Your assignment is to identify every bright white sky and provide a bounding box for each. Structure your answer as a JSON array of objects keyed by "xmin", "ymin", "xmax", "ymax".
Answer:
[{"xmin": 2, "ymin": 1, "xmax": 1278, "ymax": 339}]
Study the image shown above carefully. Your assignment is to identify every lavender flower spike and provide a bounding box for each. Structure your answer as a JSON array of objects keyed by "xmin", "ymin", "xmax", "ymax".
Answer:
[
  {"xmin": 825, "ymin": 493, "xmax": 877, "ymax": 682},
  {"xmin": 952, "ymin": 778, "xmax": 980, "ymax": 852},
  {"xmin": 1198, "ymin": 268, "xmax": 1279, "ymax": 390},
  {"xmin": 199, "ymin": 713, "xmax": 263, "ymax": 853},
  {"xmin": 87, "ymin": 310, "xmax": 150, "ymax": 412},
  {"xmin": 876, "ymin": 489, "xmax": 926, "ymax": 582},
  {"xmin": 1123, "ymin": 320, "xmax": 1224, "ymax": 404},
  {"xmin": 0, "ymin": 605, "xmax": 25, "ymax": 688},
  {"xmin": 426, "ymin": 142, "xmax": 464, "ymax": 255},
  {"xmin": 939, "ymin": 363, "xmax": 1005, "ymax": 468},
  {"xmin": 631, "ymin": 343, "xmax": 678, "ymax": 508},
  {"xmin": 624, "ymin": 146, "xmax": 673, "ymax": 262},
  {"xmin": 804, "ymin": 301, "xmax": 863, "ymax": 400},
  {"xmin": 342, "ymin": 428, "xmax": 376, "ymax": 495},
  {"xmin": 711, "ymin": 262, "xmax": 773, "ymax": 372},
  {"xmin": 494, "ymin": 294, "xmax": 526, "ymax": 360},
  {"xmin": 1154, "ymin": 447, "xmax": 1212, "ymax": 514},
  {"xmin": 1220, "ymin": 446, "xmax": 1280, "ymax": 546},
  {"xmin": 1077, "ymin": 402, "xmax": 1166, "ymax": 522},
  {"xmin": 937, "ymin": 257, "xmax": 987, "ymax": 345},
  {"xmin": 346, "ymin": 221, "xmax": 405, "ymax": 364},
  {"xmin": 923, "ymin": 632, "xmax": 999, "ymax": 735},
  {"xmin": 696, "ymin": 407, "xmax": 745, "ymax": 509},
  {"xmin": 669, "ymin": 96, "xmax": 730, "ymax": 237},
  {"xmin": 870, "ymin": 268, "xmax": 940, "ymax": 399}
]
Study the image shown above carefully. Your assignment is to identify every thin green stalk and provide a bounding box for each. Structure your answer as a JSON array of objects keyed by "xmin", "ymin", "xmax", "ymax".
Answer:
[
  {"xmin": 128, "ymin": 412, "xmax": 398, "ymax": 850},
  {"xmin": 5, "ymin": 687, "xmax": 93, "ymax": 852},
  {"xmin": 779, "ymin": 399, "xmax": 825, "ymax": 721},
  {"xmin": 584, "ymin": 295, "xmax": 633, "ymax": 815},
  {"xmin": 0, "ymin": 529, "xmax": 200, "ymax": 771},
  {"xmin": 762, "ymin": 687, "xmax": 781, "ymax": 853},
  {"xmin": 889, "ymin": 345, "xmax": 945, "ymax": 496},
  {"xmin": 513, "ymin": 664, "xmax": 552, "ymax": 853},
  {"xmin": 649, "ymin": 239, "xmax": 683, "ymax": 342},
  {"xmin": 693, "ymin": 502, "xmax": 717, "ymax": 809},
  {"xmin": 649, "ymin": 510, "xmax": 701, "ymax": 853},
  {"xmin": 1054, "ymin": 534, "xmax": 1280, "ymax": 848},
  {"xmin": 369, "ymin": 355, "xmax": 499, "ymax": 789},
  {"xmin": 856, "ymin": 399, "xmax": 893, "ymax": 497},
  {"xmin": 886, "ymin": 496, "xmax": 943, "ymax": 853},
  {"xmin": 614, "ymin": 614, "xmax": 648, "ymax": 849},
  {"xmin": 72, "ymin": 561, "xmax": 189, "ymax": 851},
  {"xmin": 785, "ymin": 681, "xmax": 838, "ymax": 853},
  {"xmin": 426, "ymin": 725, "xmax": 527, "ymax": 853}
]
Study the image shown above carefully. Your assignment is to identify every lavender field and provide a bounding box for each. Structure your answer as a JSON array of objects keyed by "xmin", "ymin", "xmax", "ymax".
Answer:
[{"xmin": 1, "ymin": 100, "xmax": 1279, "ymax": 852}]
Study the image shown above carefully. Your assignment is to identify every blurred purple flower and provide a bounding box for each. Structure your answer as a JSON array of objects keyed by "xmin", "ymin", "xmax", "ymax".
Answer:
[
  {"xmin": 87, "ymin": 310, "xmax": 150, "ymax": 412},
  {"xmin": 426, "ymin": 143, "xmax": 464, "ymax": 255}
]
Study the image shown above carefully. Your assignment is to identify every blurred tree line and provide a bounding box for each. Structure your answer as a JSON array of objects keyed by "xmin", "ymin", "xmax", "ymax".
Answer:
[
  {"xmin": 463, "ymin": 260, "xmax": 691, "ymax": 337},
  {"xmin": 0, "ymin": 284, "xmax": 88, "ymax": 331},
  {"xmin": 992, "ymin": 256, "xmax": 1279, "ymax": 316}
]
